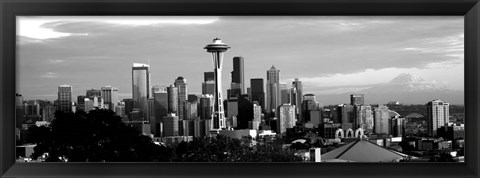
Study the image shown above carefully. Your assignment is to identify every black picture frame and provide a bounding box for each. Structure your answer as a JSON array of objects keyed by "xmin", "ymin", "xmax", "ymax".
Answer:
[{"xmin": 1, "ymin": 0, "xmax": 479, "ymax": 177}]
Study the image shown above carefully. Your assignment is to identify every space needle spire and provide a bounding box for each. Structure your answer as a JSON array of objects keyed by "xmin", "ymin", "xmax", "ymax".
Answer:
[{"xmin": 204, "ymin": 38, "xmax": 230, "ymax": 134}]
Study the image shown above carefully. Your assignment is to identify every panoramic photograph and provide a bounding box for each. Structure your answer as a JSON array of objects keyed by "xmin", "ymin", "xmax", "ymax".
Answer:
[{"xmin": 15, "ymin": 16, "xmax": 464, "ymax": 162}]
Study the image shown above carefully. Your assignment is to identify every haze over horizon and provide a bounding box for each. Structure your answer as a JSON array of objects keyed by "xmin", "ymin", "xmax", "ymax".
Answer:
[{"xmin": 16, "ymin": 16, "xmax": 464, "ymax": 105}]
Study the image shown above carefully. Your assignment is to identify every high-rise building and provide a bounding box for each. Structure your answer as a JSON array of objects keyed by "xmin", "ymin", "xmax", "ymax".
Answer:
[
  {"xmin": 252, "ymin": 103, "xmax": 262, "ymax": 130},
  {"xmin": 292, "ymin": 78, "xmax": 303, "ymax": 123},
  {"xmin": 280, "ymin": 83, "xmax": 291, "ymax": 104},
  {"xmin": 199, "ymin": 94, "xmax": 214, "ymax": 120},
  {"xmin": 301, "ymin": 94, "xmax": 320, "ymax": 123},
  {"xmin": 250, "ymin": 78, "xmax": 265, "ymax": 110},
  {"xmin": 202, "ymin": 80, "xmax": 215, "ymax": 95},
  {"xmin": 101, "ymin": 86, "xmax": 118, "ymax": 111},
  {"xmin": 266, "ymin": 65, "xmax": 280, "ymax": 113},
  {"xmin": 350, "ymin": 94, "xmax": 364, "ymax": 105},
  {"xmin": 356, "ymin": 105, "xmax": 373, "ymax": 133},
  {"xmin": 132, "ymin": 63, "xmax": 151, "ymax": 121},
  {"xmin": 231, "ymin": 56, "xmax": 244, "ymax": 94},
  {"xmin": 204, "ymin": 71, "xmax": 214, "ymax": 82},
  {"xmin": 204, "ymin": 38, "xmax": 230, "ymax": 132},
  {"xmin": 278, "ymin": 103, "xmax": 296, "ymax": 135},
  {"xmin": 167, "ymin": 85, "xmax": 178, "ymax": 115},
  {"xmin": 390, "ymin": 117, "xmax": 405, "ymax": 137},
  {"xmin": 427, "ymin": 99, "xmax": 450, "ymax": 137},
  {"xmin": 374, "ymin": 105, "xmax": 390, "ymax": 134},
  {"xmin": 163, "ymin": 113, "xmax": 179, "ymax": 136},
  {"xmin": 153, "ymin": 91, "xmax": 168, "ymax": 122},
  {"xmin": 57, "ymin": 85, "xmax": 72, "ymax": 113},
  {"xmin": 174, "ymin": 76, "xmax": 187, "ymax": 120},
  {"xmin": 337, "ymin": 104, "xmax": 354, "ymax": 130},
  {"xmin": 76, "ymin": 95, "xmax": 86, "ymax": 111}
]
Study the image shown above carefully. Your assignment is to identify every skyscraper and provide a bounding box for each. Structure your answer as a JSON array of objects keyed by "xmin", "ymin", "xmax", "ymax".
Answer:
[
  {"xmin": 427, "ymin": 99, "xmax": 450, "ymax": 137},
  {"xmin": 163, "ymin": 113, "xmax": 179, "ymax": 136},
  {"xmin": 278, "ymin": 103, "xmax": 296, "ymax": 135},
  {"xmin": 374, "ymin": 105, "xmax": 390, "ymax": 134},
  {"xmin": 350, "ymin": 94, "xmax": 365, "ymax": 105},
  {"xmin": 167, "ymin": 85, "xmax": 178, "ymax": 115},
  {"xmin": 204, "ymin": 71, "xmax": 215, "ymax": 82},
  {"xmin": 57, "ymin": 85, "xmax": 72, "ymax": 113},
  {"xmin": 356, "ymin": 105, "xmax": 373, "ymax": 133},
  {"xmin": 174, "ymin": 76, "xmax": 187, "ymax": 120},
  {"xmin": 292, "ymin": 78, "xmax": 303, "ymax": 123},
  {"xmin": 250, "ymin": 78, "xmax": 265, "ymax": 110},
  {"xmin": 204, "ymin": 38, "xmax": 230, "ymax": 132},
  {"xmin": 132, "ymin": 63, "xmax": 151, "ymax": 121},
  {"xmin": 199, "ymin": 94, "xmax": 214, "ymax": 120},
  {"xmin": 266, "ymin": 65, "xmax": 280, "ymax": 113},
  {"xmin": 280, "ymin": 83, "xmax": 291, "ymax": 104},
  {"xmin": 101, "ymin": 86, "xmax": 118, "ymax": 111},
  {"xmin": 231, "ymin": 56, "xmax": 244, "ymax": 94},
  {"xmin": 202, "ymin": 80, "xmax": 215, "ymax": 95}
]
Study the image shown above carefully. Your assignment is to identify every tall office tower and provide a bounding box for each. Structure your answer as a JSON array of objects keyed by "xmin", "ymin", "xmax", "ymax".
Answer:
[
  {"xmin": 280, "ymin": 83, "xmax": 291, "ymax": 104},
  {"xmin": 356, "ymin": 105, "xmax": 373, "ymax": 133},
  {"xmin": 252, "ymin": 103, "xmax": 262, "ymax": 130},
  {"xmin": 266, "ymin": 65, "xmax": 280, "ymax": 113},
  {"xmin": 427, "ymin": 99, "xmax": 450, "ymax": 137},
  {"xmin": 123, "ymin": 98, "xmax": 134, "ymax": 120},
  {"xmin": 337, "ymin": 104, "xmax": 354, "ymax": 130},
  {"xmin": 292, "ymin": 78, "xmax": 303, "ymax": 122},
  {"xmin": 42, "ymin": 104, "xmax": 55, "ymax": 122},
  {"xmin": 204, "ymin": 71, "xmax": 215, "ymax": 82},
  {"xmin": 228, "ymin": 83, "xmax": 241, "ymax": 100},
  {"xmin": 57, "ymin": 85, "xmax": 72, "ymax": 113},
  {"xmin": 390, "ymin": 117, "xmax": 405, "ymax": 137},
  {"xmin": 132, "ymin": 63, "xmax": 151, "ymax": 121},
  {"xmin": 101, "ymin": 86, "xmax": 119, "ymax": 111},
  {"xmin": 199, "ymin": 94, "xmax": 214, "ymax": 120},
  {"xmin": 204, "ymin": 38, "xmax": 230, "ymax": 132},
  {"xmin": 174, "ymin": 76, "xmax": 188, "ymax": 120},
  {"xmin": 231, "ymin": 56, "xmax": 245, "ymax": 94},
  {"xmin": 15, "ymin": 93, "xmax": 23, "ymax": 107},
  {"xmin": 167, "ymin": 85, "xmax": 178, "ymax": 115},
  {"xmin": 148, "ymin": 98, "xmax": 155, "ymax": 134},
  {"xmin": 76, "ymin": 95, "xmax": 86, "ymax": 111},
  {"xmin": 374, "ymin": 105, "xmax": 390, "ymax": 134},
  {"xmin": 86, "ymin": 89, "xmax": 102, "ymax": 99},
  {"xmin": 163, "ymin": 113, "xmax": 179, "ymax": 136},
  {"xmin": 278, "ymin": 103, "xmax": 296, "ymax": 135},
  {"xmin": 185, "ymin": 100, "xmax": 198, "ymax": 120},
  {"xmin": 350, "ymin": 94, "xmax": 365, "ymax": 105},
  {"xmin": 154, "ymin": 91, "xmax": 168, "ymax": 122},
  {"xmin": 301, "ymin": 94, "xmax": 320, "ymax": 124},
  {"xmin": 250, "ymin": 78, "xmax": 265, "ymax": 110},
  {"xmin": 202, "ymin": 81, "xmax": 215, "ymax": 95}
]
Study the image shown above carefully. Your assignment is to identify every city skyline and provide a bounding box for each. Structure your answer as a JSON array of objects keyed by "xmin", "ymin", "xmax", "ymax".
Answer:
[{"xmin": 17, "ymin": 16, "xmax": 464, "ymax": 104}]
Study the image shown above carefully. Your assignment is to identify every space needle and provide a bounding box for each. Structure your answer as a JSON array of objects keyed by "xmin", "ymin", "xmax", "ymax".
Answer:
[{"xmin": 204, "ymin": 38, "xmax": 230, "ymax": 134}]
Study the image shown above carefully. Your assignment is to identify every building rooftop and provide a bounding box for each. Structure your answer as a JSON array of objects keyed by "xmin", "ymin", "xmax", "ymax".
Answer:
[
  {"xmin": 321, "ymin": 139, "xmax": 406, "ymax": 162},
  {"xmin": 133, "ymin": 63, "xmax": 149, "ymax": 67}
]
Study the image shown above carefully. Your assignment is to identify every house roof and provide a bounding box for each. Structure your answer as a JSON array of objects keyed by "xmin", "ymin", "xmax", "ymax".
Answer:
[{"xmin": 321, "ymin": 139, "xmax": 405, "ymax": 162}]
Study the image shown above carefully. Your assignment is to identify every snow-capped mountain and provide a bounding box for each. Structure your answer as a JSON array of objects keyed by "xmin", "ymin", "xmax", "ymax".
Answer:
[{"xmin": 315, "ymin": 73, "xmax": 463, "ymax": 105}]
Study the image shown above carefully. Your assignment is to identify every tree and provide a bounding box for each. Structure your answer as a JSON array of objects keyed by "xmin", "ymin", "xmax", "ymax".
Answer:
[{"xmin": 31, "ymin": 109, "xmax": 172, "ymax": 162}]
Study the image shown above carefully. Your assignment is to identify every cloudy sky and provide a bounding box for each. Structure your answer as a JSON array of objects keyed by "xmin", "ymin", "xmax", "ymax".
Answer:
[{"xmin": 17, "ymin": 16, "xmax": 464, "ymax": 103}]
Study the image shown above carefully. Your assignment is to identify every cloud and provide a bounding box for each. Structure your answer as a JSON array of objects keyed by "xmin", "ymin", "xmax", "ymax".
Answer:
[
  {"xmin": 48, "ymin": 59, "xmax": 65, "ymax": 64},
  {"xmin": 40, "ymin": 72, "xmax": 57, "ymax": 78}
]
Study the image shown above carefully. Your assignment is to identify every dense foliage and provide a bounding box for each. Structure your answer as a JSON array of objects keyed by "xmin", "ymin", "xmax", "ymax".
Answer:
[
  {"xmin": 28, "ymin": 109, "xmax": 302, "ymax": 162},
  {"xmin": 30, "ymin": 109, "xmax": 172, "ymax": 162}
]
